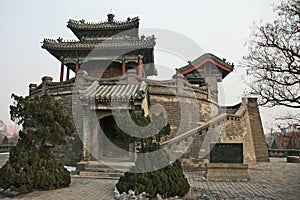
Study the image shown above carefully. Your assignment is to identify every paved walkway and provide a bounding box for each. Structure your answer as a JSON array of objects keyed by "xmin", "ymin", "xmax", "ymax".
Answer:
[
  {"xmin": 186, "ymin": 158, "xmax": 300, "ymax": 199},
  {"xmin": 0, "ymin": 157, "xmax": 299, "ymax": 199}
]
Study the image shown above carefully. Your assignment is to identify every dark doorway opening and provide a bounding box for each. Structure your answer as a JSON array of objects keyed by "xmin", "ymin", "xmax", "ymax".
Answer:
[{"xmin": 99, "ymin": 115, "xmax": 131, "ymax": 158}]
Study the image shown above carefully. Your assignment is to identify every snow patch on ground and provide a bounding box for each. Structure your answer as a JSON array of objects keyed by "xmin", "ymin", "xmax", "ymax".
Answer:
[{"xmin": 64, "ymin": 166, "xmax": 76, "ymax": 172}]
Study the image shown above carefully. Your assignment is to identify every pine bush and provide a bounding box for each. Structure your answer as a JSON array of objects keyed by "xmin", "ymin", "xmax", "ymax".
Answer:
[{"xmin": 0, "ymin": 94, "xmax": 73, "ymax": 194}]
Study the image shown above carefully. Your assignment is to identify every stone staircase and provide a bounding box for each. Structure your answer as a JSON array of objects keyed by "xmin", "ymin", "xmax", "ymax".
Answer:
[
  {"xmin": 79, "ymin": 171, "xmax": 123, "ymax": 179},
  {"xmin": 75, "ymin": 160, "xmax": 134, "ymax": 179}
]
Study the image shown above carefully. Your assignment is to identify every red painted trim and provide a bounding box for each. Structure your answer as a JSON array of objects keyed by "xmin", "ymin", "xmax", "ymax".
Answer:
[
  {"xmin": 60, "ymin": 60, "xmax": 64, "ymax": 82},
  {"xmin": 138, "ymin": 57, "xmax": 143, "ymax": 77},
  {"xmin": 122, "ymin": 59, "xmax": 126, "ymax": 75},
  {"xmin": 179, "ymin": 58, "xmax": 233, "ymax": 75},
  {"xmin": 75, "ymin": 60, "xmax": 79, "ymax": 74}
]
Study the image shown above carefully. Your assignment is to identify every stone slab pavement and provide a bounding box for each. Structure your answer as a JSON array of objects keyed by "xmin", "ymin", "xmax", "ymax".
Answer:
[
  {"xmin": 1, "ymin": 178, "xmax": 117, "ymax": 200},
  {"xmin": 186, "ymin": 157, "xmax": 300, "ymax": 200},
  {"xmin": 0, "ymin": 157, "xmax": 299, "ymax": 200}
]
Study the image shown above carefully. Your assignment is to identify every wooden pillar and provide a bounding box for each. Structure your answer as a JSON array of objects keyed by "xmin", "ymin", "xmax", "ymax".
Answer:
[
  {"xmin": 60, "ymin": 59, "xmax": 64, "ymax": 82},
  {"xmin": 66, "ymin": 67, "xmax": 70, "ymax": 80},
  {"xmin": 138, "ymin": 56, "xmax": 143, "ymax": 77},
  {"xmin": 122, "ymin": 58, "xmax": 126, "ymax": 75},
  {"xmin": 291, "ymin": 136, "xmax": 295, "ymax": 149},
  {"xmin": 75, "ymin": 60, "xmax": 80, "ymax": 74}
]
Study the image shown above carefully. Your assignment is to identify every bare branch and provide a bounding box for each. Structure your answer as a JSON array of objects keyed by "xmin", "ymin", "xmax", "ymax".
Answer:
[{"xmin": 242, "ymin": 0, "xmax": 300, "ymax": 109}]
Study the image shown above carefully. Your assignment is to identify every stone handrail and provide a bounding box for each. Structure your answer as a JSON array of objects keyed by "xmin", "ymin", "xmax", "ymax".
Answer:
[
  {"xmin": 139, "ymin": 77, "xmax": 209, "ymax": 94},
  {"xmin": 224, "ymin": 103, "xmax": 247, "ymax": 121},
  {"xmin": 30, "ymin": 78, "xmax": 75, "ymax": 96},
  {"xmin": 30, "ymin": 88, "xmax": 43, "ymax": 96},
  {"xmin": 161, "ymin": 103, "xmax": 247, "ymax": 146},
  {"xmin": 46, "ymin": 78, "xmax": 75, "ymax": 86},
  {"xmin": 141, "ymin": 78, "xmax": 177, "ymax": 86},
  {"xmin": 161, "ymin": 113, "xmax": 227, "ymax": 146}
]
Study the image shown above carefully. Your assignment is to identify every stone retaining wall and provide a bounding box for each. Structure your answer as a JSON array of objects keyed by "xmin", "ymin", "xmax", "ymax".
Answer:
[{"xmin": 29, "ymin": 72, "xmax": 269, "ymax": 167}]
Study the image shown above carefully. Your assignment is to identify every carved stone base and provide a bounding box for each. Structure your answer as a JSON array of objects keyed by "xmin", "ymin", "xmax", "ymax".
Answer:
[{"xmin": 206, "ymin": 163, "xmax": 250, "ymax": 181}]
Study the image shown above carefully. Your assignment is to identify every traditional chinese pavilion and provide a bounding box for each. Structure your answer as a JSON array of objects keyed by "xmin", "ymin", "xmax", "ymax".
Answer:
[
  {"xmin": 33, "ymin": 13, "xmax": 270, "ymax": 170},
  {"xmin": 42, "ymin": 14, "xmax": 156, "ymax": 82},
  {"xmin": 177, "ymin": 53, "xmax": 234, "ymax": 96},
  {"xmin": 178, "ymin": 53, "xmax": 234, "ymax": 84}
]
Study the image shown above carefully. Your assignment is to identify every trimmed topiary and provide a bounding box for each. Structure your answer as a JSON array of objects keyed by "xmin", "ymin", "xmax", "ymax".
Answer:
[
  {"xmin": 0, "ymin": 152, "xmax": 70, "ymax": 193},
  {"xmin": 115, "ymin": 110, "xmax": 190, "ymax": 199},
  {"xmin": 116, "ymin": 159, "xmax": 190, "ymax": 198}
]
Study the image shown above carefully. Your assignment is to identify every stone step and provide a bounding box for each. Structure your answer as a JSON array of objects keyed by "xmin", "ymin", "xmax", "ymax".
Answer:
[
  {"xmin": 85, "ymin": 161, "xmax": 134, "ymax": 172},
  {"xmin": 86, "ymin": 164, "xmax": 111, "ymax": 168},
  {"xmin": 79, "ymin": 171, "xmax": 124, "ymax": 180},
  {"xmin": 85, "ymin": 167, "xmax": 124, "ymax": 173}
]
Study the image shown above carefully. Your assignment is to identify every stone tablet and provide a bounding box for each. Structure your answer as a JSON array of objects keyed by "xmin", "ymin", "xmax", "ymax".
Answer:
[{"xmin": 210, "ymin": 143, "xmax": 243, "ymax": 163}]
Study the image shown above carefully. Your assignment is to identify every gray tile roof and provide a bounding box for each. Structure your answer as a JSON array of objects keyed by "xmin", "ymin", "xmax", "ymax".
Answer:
[
  {"xmin": 67, "ymin": 17, "xmax": 139, "ymax": 30},
  {"xmin": 79, "ymin": 81, "xmax": 147, "ymax": 101},
  {"xmin": 42, "ymin": 38, "xmax": 155, "ymax": 51}
]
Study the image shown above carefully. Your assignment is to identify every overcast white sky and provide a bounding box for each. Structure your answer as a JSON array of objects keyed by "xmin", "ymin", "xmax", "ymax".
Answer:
[{"xmin": 1, "ymin": 0, "xmax": 293, "ymax": 132}]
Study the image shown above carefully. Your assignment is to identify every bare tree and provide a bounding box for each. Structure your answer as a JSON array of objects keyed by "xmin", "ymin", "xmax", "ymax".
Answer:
[{"xmin": 243, "ymin": 0, "xmax": 300, "ymax": 108}]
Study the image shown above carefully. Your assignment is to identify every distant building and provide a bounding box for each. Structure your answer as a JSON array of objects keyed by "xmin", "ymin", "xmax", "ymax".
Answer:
[
  {"xmin": 7, "ymin": 124, "xmax": 19, "ymax": 137},
  {"xmin": 0, "ymin": 120, "xmax": 7, "ymax": 135},
  {"xmin": 266, "ymin": 125, "xmax": 300, "ymax": 149}
]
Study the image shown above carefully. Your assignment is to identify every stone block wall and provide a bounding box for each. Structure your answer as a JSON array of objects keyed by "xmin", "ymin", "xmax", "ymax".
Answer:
[
  {"xmin": 148, "ymin": 84, "xmax": 218, "ymax": 140},
  {"xmin": 29, "ymin": 73, "xmax": 269, "ymax": 167},
  {"xmin": 211, "ymin": 98, "xmax": 269, "ymax": 163},
  {"xmin": 243, "ymin": 98, "xmax": 269, "ymax": 162},
  {"xmin": 219, "ymin": 114, "xmax": 257, "ymax": 163},
  {"xmin": 173, "ymin": 97, "xmax": 269, "ymax": 170}
]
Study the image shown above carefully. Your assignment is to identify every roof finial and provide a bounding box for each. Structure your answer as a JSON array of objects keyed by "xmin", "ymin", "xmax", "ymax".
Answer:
[{"xmin": 107, "ymin": 11, "xmax": 114, "ymax": 23}]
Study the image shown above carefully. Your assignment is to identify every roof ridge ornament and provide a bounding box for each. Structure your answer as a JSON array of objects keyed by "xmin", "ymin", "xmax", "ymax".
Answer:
[
  {"xmin": 57, "ymin": 37, "xmax": 63, "ymax": 43},
  {"xmin": 107, "ymin": 13, "xmax": 115, "ymax": 23}
]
